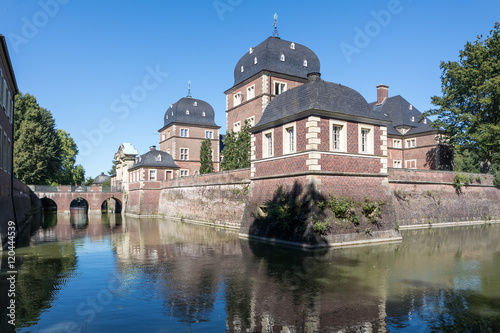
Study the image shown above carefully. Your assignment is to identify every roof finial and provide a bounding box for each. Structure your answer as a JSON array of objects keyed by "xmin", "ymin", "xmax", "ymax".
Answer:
[
  {"xmin": 187, "ymin": 80, "xmax": 192, "ymax": 98},
  {"xmin": 272, "ymin": 13, "xmax": 279, "ymax": 38}
]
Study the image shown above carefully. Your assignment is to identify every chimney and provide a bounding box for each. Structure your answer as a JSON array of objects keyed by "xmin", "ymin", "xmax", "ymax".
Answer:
[
  {"xmin": 149, "ymin": 145, "xmax": 156, "ymax": 151},
  {"xmin": 376, "ymin": 84, "xmax": 389, "ymax": 104},
  {"xmin": 307, "ymin": 72, "xmax": 321, "ymax": 83}
]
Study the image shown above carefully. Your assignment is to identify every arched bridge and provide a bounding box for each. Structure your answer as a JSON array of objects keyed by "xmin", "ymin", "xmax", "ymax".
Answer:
[{"xmin": 30, "ymin": 185, "xmax": 123, "ymax": 214}]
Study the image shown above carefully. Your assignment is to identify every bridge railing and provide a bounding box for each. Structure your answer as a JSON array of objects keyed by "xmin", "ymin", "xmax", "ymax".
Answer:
[{"xmin": 30, "ymin": 185, "xmax": 122, "ymax": 193}]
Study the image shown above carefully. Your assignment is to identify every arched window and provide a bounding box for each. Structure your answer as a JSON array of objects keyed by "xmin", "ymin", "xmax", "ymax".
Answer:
[
  {"xmin": 241, "ymin": 66, "xmax": 244, "ymax": 72},
  {"xmin": 186, "ymin": 110, "xmax": 190, "ymax": 115},
  {"xmin": 249, "ymin": 47, "xmax": 254, "ymax": 54},
  {"xmin": 290, "ymin": 42, "xmax": 295, "ymax": 50},
  {"xmin": 280, "ymin": 54, "xmax": 285, "ymax": 62},
  {"xmin": 254, "ymin": 57, "xmax": 258, "ymax": 64},
  {"xmin": 303, "ymin": 59, "xmax": 308, "ymax": 67},
  {"xmin": 193, "ymin": 101, "xmax": 197, "ymax": 106},
  {"xmin": 202, "ymin": 112, "xmax": 206, "ymax": 117},
  {"xmin": 156, "ymin": 154, "xmax": 162, "ymax": 162}
]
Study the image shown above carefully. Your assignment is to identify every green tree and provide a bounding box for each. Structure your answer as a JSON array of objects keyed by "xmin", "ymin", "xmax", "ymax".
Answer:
[
  {"xmin": 199, "ymin": 139, "xmax": 214, "ymax": 174},
  {"xmin": 84, "ymin": 177, "xmax": 94, "ymax": 186},
  {"xmin": 221, "ymin": 120, "xmax": 251, "ymax": 171},
  {"xmin": 56, "ymin": 129, "xmax": 85, "ymax": 185},
  {"xmin": 14, "ymin": 93, "xmax": 62, "ymax": 184},
  {"xmin": 424, "ymin": 22, "xmax": 500, "ymax": 171},
  {"xmin": 108, "ymin": 160, "xmax": 117, "ymax": 175}
]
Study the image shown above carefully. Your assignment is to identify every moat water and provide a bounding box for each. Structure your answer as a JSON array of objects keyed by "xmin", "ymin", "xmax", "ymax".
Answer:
[{"xmin": 1, "ymin": 212, "xmax": 500, "ymax": 332}]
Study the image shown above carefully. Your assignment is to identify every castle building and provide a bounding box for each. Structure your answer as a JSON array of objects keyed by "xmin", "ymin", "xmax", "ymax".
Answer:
[
  {"xmin": 113, "ymin": 142, "xmax": 138, "ymax": 191},
  {"xmin": 225, "ymin": 37, "xmax": 320, "ymax": 133},
  {"xmin": 128, "ymin": 146, "xmax": 179, "ymax": 182},
  {"xmin": 158, "ymin": 96, "xmax": 220, "ymax": 176},
  {"xmin": 0, "ymin": 34, "xmax": 18, "ymax": 232},
  {"xmin": 370, "ymin": 85, "xmax": 451, "ymax": 170}
]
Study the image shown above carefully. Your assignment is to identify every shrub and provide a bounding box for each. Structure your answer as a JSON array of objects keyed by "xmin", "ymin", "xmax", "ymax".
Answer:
[
  {"xmin": 362, "ymin": 197, "xmax": 384, "ymax": 224},
  {"xmin": 312, "ymin": 219, "xmax": 331, "ymax": 235},
  {"xmin": 326, "ymin": 196, "xmax": 355, "ymax": 219}
]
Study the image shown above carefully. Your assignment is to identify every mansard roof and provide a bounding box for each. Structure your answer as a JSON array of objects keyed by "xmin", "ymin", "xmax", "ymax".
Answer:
[
  {"xmin": 233, "ymin": 37, "xmax": 320, "ymax": 87},
  {"xmin": 253, "ymin": 74, "xmax": 388, "ymax": 131},
  {"xmin": 129, "ymin": 149, "xmax": 179, "ymax": 171},
  {"xmin": 369, "ymin": 95, "xmax": 436, "ymax": 136},
  {"xmin": 162, "ymin": 97, "xmax": 218, "ymax": 129}
]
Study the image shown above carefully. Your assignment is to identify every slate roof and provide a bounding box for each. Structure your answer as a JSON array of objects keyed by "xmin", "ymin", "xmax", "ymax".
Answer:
[
  {"xmin": 93, "ymin": 172, "xmax": 110, "ymax": 185},
  {"xmin": 253, "ymin": 74, "xmax": 388, "ymax": 131},
  {"xmin": 368, "ymin": 95, "xmax": 436, "ymax": 136},
  {"xmin": 233, "ymin": 37, "xmax": 320, "ymax": 87},
  {"xmin": 129, "ymin": 149, "xmax": 179, "ymax": 171},
  {"xmin": 162, "ymin": 97, "xmax": 218, "ymax": 129}
]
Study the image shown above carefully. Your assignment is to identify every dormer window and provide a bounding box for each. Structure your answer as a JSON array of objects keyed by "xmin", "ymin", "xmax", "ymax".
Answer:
[
  {"xmin": 170, "ymin": 104, "xmax": 173, "ymax": 108},
  {"xmin": 171, "ymin": 111, "xmax": 173, "ymax": 116},
  {"xmin": 411, "ymin": 116, "xmax": 415, "ymax": 122},
  {"xmin": 193, "ymin": 101, "xmax": 197, "ymax": 106},
  {"xmin": 249, "ymin": 47, "xmax": 254, "ymax": 54},
  {"xmin": 423, "ymin": 118, "xmax": 427, "ymax": 124},
  {"xmin": 241, "ymin": 66, "xmax": 244, "ymax": 72},
  {"xmin": 303, "ymin": 60, "xmax": 308, "ymax": 67},
  {"xmin": 254, "ymin": 57, "xmax": 258, "ymax": 64},
  {"xmin": 186, "ymin": 110, "xmax": 190, "ymax": 115},
  {"xmin": 139, "ymin": 156, "xmax": 142, "ymax": 162},
  {"xmin": 290, "ymin": 42, "xmax": 295, "ymax": 50},
  {"xmin": 166, "ymin": 115, "xmax": 168, "ymax": 119},
  {"xmin": 409, "ymin": 105, "xmax": 413, "ymax": 110},
  {"xmin": 280, "ymin": 54, "xmax": 285, "ymax": 62},
  {"xmin": 202, "ymin": 112, "xmax": 206, "ymax": 117},
  {"xmin": 156, "ymin": 154, "xmax": 162, "ymax": 162}
]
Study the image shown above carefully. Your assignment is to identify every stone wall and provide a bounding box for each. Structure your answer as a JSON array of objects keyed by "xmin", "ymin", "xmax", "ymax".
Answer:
[
  {"xmin": 126, "ymin": 169, "xmax": 251, "ymax": 229},
  {"xmin": 388, "ymin": 168, "xmax": 500, "ymax": 226}
]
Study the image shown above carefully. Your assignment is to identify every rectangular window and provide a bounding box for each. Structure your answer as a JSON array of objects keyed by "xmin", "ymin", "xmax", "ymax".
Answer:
[
  {"xmin": 180, "ymin": 148, "xmax": 188, "ymax": 161},
  {"xmin": 283, "ymin": 123, "xmax": 296, "ymax": 154},
  {"xmin": 405, "ymin": 159, "xmax": 417, "ymax": 169},
  {"xmin": 166, "ymin": 170, "xmax": 172, "ymax": 180},
  {"xmin": 393, "ymin": 160, "xmax": 402, "ymax": 168},
  {"xmin": 262, "ymin": 129, "xmax": 274, "ymax": 158},
  {"xmin": 274, "ymin": 82, "xmax": 287, "ymax": 95},
  {"xmin": 246, "ymin": 116, "xmax": 255, "ymax": 127},
  {"xmin": 233, "ymin": 121, "xmax": 241, "ymax": 133},
  {"xmin": 361, "ymin": 129, "xmax": 369, "ymax": 153},
  {"xmin": 406, "ymin": 139, "xmax": 416, "ymax": 148},
  {"xmin": 358, "ymin": 125, "xmax": 374, "ymax": 154},
  {"xmin": 234, "ymin": 92, "xmax": 242, "ymax": 106},
  {"xmin": 180, "ymin": 169, "xmax": 189, "ymax": 177},
  {"xmin": 149, "ymin": 169, "xmax": 156, "ymax": 180},
  {"xmin": 393, "ymin": 139, "xmax": 401, "ymax": 148},
  {"xmin": 330, "ymin": 120, "xmax": 347, "ymax": 152},
  {"xmin": 205, "ymin": 130, "xmax": 213, "ymax": 139},
  {"xmin": 180, "ymin": 128, "xmax": 188, "ymax": 137},
  {"xmin": 332, "ymin": 126, "xmax": 341, "ymax": 150},
  {"xmin": 247, "ymin": 85, "xmax": 255, "ymax": 100}
]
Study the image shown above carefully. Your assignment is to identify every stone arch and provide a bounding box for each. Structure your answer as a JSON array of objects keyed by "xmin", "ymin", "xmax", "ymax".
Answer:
[
  {"xmin": 70, "ymin": 197, "xmax": 89, "ymax": 211},
  {"xmin": 100, "ymin": 197, "xmax": 122, "ymax": 214},
  {"xmin": 41, "ymin": 197, "xmax": 57, "ymax": 212}
]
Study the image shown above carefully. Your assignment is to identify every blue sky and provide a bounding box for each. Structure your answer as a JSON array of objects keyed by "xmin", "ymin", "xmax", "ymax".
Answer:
[{"xmin": 1, "ymin": 0, "xmax": 498, "ymax": 179}]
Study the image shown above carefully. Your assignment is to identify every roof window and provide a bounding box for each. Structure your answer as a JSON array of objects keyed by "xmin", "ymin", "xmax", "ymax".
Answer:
[
  {"xmin": 202, "ymin": 112, "xmax": 206, "ymax": 117},
  {"xmin": 254, "ymin": 57, "xmax": 258, "ymax": 64},
  {"xmin": 241, "ymin": 66, "xmax": 244, "ymax": 72},
  {"xmin": 156, "ymin": 154, "xmax": 162, "ymax": 162},
  {"xmin": 411, "ymin": 116, "xmax": 415, "ymax": 122},
  {"xmin": 290, "ymin": 42, "xmax": 295, "ymax": 50},
  {"xmin": 170, "ymin": 104, "xmax": 173, "ymax": 108},
  {"xmin": 303, "ymin": 59, "xmax": 308, "ymax": 67},
  {"xmin": 280, "ymin": 54, "xmax": 285, "ymax": 62},
  {"xmin": 186, "ymin": 110, "xmax": 190, "ymax": 115},
  {"xmin": 193, "ymin": 101, "xmax": 197, "ymax": 106},
  {"xmin": 249, "ymin": 47, "xmax": 254, "ymax": 54}
]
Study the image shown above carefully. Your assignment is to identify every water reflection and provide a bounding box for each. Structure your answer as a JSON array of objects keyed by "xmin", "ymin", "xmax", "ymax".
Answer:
[{"xmin": 2, "ymin": 216, "xmax": 500, "ymax": 332}]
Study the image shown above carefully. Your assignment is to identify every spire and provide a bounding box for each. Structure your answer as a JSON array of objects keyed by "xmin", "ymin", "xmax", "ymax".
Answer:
[
  {"xmin": 272, "ymin": 13, "xmax": 279, "ymax": 38},
  {"xmin": 187, "ymin": 80, "xmax": 192, "ymax": 98}
]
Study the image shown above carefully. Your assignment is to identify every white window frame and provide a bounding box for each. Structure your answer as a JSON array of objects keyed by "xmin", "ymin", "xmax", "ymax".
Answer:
[
  {"xmin": 247, "ymin": 85, "xmax": 255, "ymax": 100},
  {"xmin": 393, "ymin": 160, "xmax": 402, "ymax": 168},
  {"xmin": 149, "ymin": 169, "xmax": 157, "ymax": 181},
  {"xmin": 155, "ymin": 154, "xmax": 162, "ymax": 162},
  {"xmin": 405, "ymin": 159, "xmax": 417, "ymax": 169},
  {"xmin": 180, "ymin": 169, "xmax": 189, "ymax": 177},
  {"xmin": 180, "ymin": 128, "xmax": 189, "ymax": 137},
  {"xmin": 246, "ymin": 116, "xmax": 255, "ymax": 127},
  {"xmin": 280, "ymin": 53, "xmax": 285, "ymax": 62},
  {"xmin": 234, "ymin": 92, "xmax": 242, "ymax": 106},
  {"xmin": 393, "ymin": 139, "xmax": 402, "ymax": 148},
  {"xmin": 165, "ymin": 170, "xmax": 173, "ymax": 180},
  {"xmin": 330, "ymin": 120, "xmax": 347, "ymax": 152},
  {"xmin": 262, "ymin": 129, "xmax": 274, "ymax": 158},
  {"xmin": 282, "ymin": 122, "xmax": 296, "ymax": 154},
  {"xmin": 233, "ymin": 121, "xmax": 241, "ymax": 133},
  {"xmin": 358, "ymin": 124, "xmax": 374, "ymax": 154},
  {"xmin": 205, "ymin": 130, "xmax": 213, "ymax": 139},
  {"xmin": 161, "ymin": 133, "xmax": 165, "ymax": 141},
  {"xmin": 180, "ymin": 148, "xmax": 189, "ymax": 161},
  {"xmin": 303, "ymin": 59, "xmax": 308, "ymax": 67},
  {"xmin": 406, "ymin": 138, "xmax": 416, "ymax": 148},
  {"xmin": 274, "ymin": 81, "xmax": 287, "ymax": 95}
]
